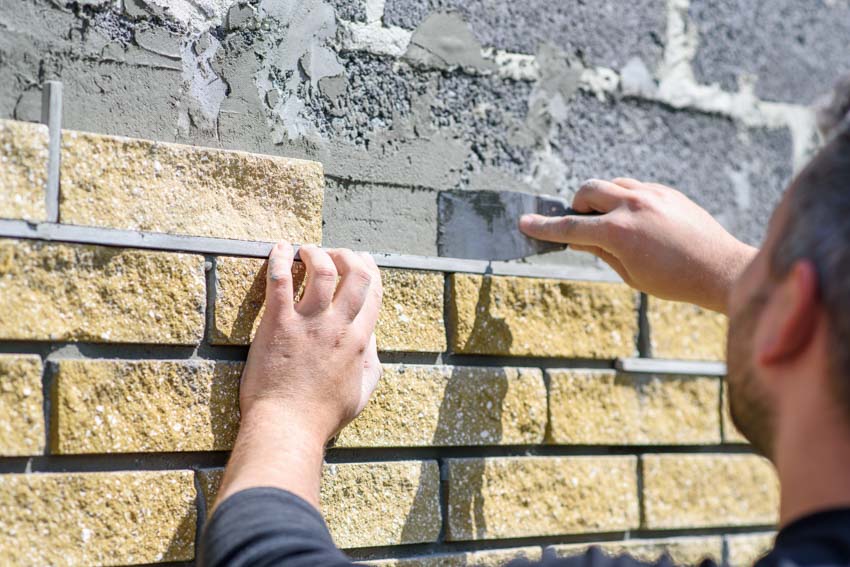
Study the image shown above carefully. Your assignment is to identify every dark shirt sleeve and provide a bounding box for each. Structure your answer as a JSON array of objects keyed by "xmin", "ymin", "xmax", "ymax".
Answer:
[
  {"xmin": 199, "ymin": 487, "xmax": 715, "ymax": 567},
  {"xmin": 199, "ymin": 487, "xmax": 355, "ymax": 567}
]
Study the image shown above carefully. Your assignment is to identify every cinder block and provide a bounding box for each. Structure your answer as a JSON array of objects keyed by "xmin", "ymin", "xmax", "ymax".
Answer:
[
  {"xmin": 0, "ymin": 119, "xmax": 48, "ymax": 222},
  {"xmin": 551, "ymin": 536, "xmax": 723, "ymax": 565},
  {"xmin": 383, "ymin": 0, "xmax": 666, "ymax": 70},
  {"xmin": 59, "ymin": 130, "xmax": 324, "ymax": 243},
  {"xmin": 0, "ymin": 354, "xmax": 44, "ymax": 456},
  {"xmin": 0, "ymin": 240, "xmax": 205, "ymax": 344},
  {"xmin": 446, "ymin": 456, "xmax": 638, "ymax": 540},
  {"xmin": 641, "ymin": 454, "xmax": 779, "ymax": 529},
  {"xmin": 547, "ymin": 370, "xmax": 721, "ymax": 445},
  {"xmin": 449, "ymin": 274, "xmax": 638, "ymax": 358},
  {"xmin": 726, "ymin": 533, "xmax": 775, "ymax": 566},
  {"xmin": 647, "ymin": 297, "xmax": 727, "ymax": 361},
  {"xmin": 52, "ymin": 359, "xmax": 242, "ymax": 454},
  {"xmin": 0, "ymin": 471, "xmax": 196, "ymax": 565},
  {"xmin": 690, "ymin": 0, "xmax": 850, "ymax": 104},
  {"xmin": 213, "ymin": 257, "xmax": 446, "ymax": 352},
  {"xmin": 722, "ymin": 381, "xmax": 748, "ymax": 444},
  {"xmin": 199, "ymin": 461, "xmax": 441, "ymax": 549},
  {"xmin": 366, "ymin": 547, "xmax": 542, "ymax": 566},
  {"xmin": 337, "ymin": 365, "xmax": 546, "ymax": 447}
]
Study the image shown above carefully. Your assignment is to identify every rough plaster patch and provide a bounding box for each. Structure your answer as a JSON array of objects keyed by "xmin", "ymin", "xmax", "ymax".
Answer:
[
  {"xmin": 404, "ymin": 12, "xmax": 494, "ymax": 72},
  {"xmin": 179, "ymin": 32, "xmax": 227, "ymax": 137},
  {"xmin": 129, "ymin": 0, "xmax": 240, "ymax": 31}
]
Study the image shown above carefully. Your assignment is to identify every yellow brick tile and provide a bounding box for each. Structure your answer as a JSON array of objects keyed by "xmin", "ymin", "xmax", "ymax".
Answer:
[
  {"xmin": 365, "ymin": 547, "xmax": 542, "ymax": 566},
  {"xmin": 551, "ymin": 536, "xmax": 723, "ymax": 565},
  {"xmin": 0, "ymin": 471, "xmax": 196, "ymax": 565},
  {"xmin": 726, "ymin": 533, "xmax": 775, "ymax": 566},
  {"xmin": 337, "ymin": 365, "xmax": 546, "ymax": 447},
  {"xmin": 0, "ymin": 119, "xmax": 48, "ymax": 222},
  {"xmin": 52, "ymin": 359, "xmax": 242, "ymax": 454},
  {"xmin": 0, "ymin": 354, "xmax": 44, "ymax": 456},
  {"xmin": 60, "ymin": 130, "xmax": 324, "ymax": 243},
  {"xmin": 449, "ymin": 274, "xmax": 638, "ymax": 358},
  {"xmin": 0, "ymin": 240, "xmax": 205, "ymax": 344},
  {"xmin": 547, "ymin": 370, "xmax": 721, "ymax": 445},
  {"xmin": 446, "ymin": 456, "xmax": 638, "ymax": 540},
  {"xmin": 648, "ymin": 298, "xmax": 727, "ymax": 361},
  {"xmin": 722, "ymin": 381, "xmax": 749, "ymax": 443},
  {"xmin": 641, "ymin": 454, "xmax": 779, "ymax": 529},
  {"xmin": 199, "ymin": 460, "xmax": 441, "ymax": 548},
  {"xmin": 213, "ymin": 258, "xmax": 446, "ymax": 352}
]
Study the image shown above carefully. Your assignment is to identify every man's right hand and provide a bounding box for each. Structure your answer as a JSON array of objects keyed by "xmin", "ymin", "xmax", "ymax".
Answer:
[{"xmin": 519, "ymin": 178, "xmax": 757, "ymax": 314}]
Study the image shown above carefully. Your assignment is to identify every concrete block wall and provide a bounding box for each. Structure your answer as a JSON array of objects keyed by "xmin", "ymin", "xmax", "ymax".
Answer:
[{"xmin": 1, "ymin": 0, "xmax": 844, "ymax": 564}]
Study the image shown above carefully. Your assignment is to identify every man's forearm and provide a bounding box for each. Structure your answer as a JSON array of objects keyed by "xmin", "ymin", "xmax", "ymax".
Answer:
[{"xmin": 213, "ymin": 402, "xmax": 325, "ymax": 513}]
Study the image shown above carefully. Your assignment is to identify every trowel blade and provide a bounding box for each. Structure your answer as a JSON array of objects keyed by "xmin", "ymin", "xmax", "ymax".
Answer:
[{"xmin": 437, "ymin": 190, "xmax": 571, "ymax": 261}]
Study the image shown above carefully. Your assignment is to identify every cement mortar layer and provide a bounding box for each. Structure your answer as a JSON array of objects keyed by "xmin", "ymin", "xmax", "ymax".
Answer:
[
  {"xmin": 0, "ymin": 239, "xmax": 206, "ymax": 344},
  {"xmin": 60, "ymin": 130, "xmax": 325, "ymax": 244},
  {"xmin": 199, "ymin": 461, "xmax": 442, "ymax": 549},
  {"xmin": 0, "ymin": 119, "xmax": 48, "ymax": 223},
  {"xmin": 0, "ymin": 354, "xmax": 44, "ymax": 456},
  {"xmin": 0, "ymin": 470, "xmax": 197, "ymax": 565},
  {"xmin": 336, "ymin": 364, "xmax": 547, "ymax": 447},
  {"xmin": 52, "ymin": 359, "xmax": 242, "ymax": 454}
]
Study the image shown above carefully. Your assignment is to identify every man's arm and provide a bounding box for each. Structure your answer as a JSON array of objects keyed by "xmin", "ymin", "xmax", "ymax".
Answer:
[
  {"xmin": 200, "ymin": 242, "xmax": 382, "ymax": 566},
  {"xmin": 520, "ymin": 178, "xmax": 757, "ymax": 313}
]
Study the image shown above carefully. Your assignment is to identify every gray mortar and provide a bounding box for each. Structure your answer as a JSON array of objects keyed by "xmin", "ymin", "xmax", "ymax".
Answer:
[
  {"xmin": 689, "ymin": 0, "xmax": 850, "ymax": 104},
  {"xmin": 404, "ymin": 12, "xmax": 495, "ymax": 72},
  {"xmin": 384, "ymin": 0, "xmax": 667, "ymax": 70},
  {"xmin": 553, "ymin": 92, "xmax": 793, "ymax": 245}
]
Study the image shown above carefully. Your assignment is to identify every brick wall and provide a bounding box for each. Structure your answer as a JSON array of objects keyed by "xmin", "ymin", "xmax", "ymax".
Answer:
[
  {"xmin": 1, "ymin": 120, "xmax": 777, "ymax": 566},
  {"xmin": 1, "ymin": 0, "xmax": 841, "ymax": 564}
]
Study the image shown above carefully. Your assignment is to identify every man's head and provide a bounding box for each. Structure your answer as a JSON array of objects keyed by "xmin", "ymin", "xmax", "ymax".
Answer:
[{"xmin": 727, "ymin": 106, "xmax": 850, "ymax": 459}]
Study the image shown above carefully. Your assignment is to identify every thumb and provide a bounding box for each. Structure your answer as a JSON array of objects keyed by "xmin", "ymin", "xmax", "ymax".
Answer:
[{"xmin": 519, "ymin": 213, "xmax": 608, "ymax": 246}]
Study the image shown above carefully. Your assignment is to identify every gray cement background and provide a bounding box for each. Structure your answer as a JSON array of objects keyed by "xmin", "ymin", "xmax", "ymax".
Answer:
[{"xmin": 0, "ymin": 0, "xmax": 841, "ymax": 263}]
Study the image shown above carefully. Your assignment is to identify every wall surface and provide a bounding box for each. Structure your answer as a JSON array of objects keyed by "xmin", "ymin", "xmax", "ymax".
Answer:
[{"xmin": 0, "ymin": 0, "xmax": 847, "ymax": 565}]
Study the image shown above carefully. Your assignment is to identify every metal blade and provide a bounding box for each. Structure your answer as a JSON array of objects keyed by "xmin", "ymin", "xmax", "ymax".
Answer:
[{"xmin": 437, "ymin": 190, "xmax": 571, "ymax": 261}]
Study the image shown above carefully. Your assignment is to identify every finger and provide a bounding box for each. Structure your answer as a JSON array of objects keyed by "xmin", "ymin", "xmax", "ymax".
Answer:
[
  {"xmin": 573, "ymin": 178, "xmax": 634, "ymax": 213},
  {"xmin": 359, "ymin": 333, "xmax": 382, "ymax": 411},
  {"xmin": 297, "ymin": 245, "xmax": 338, "ymax": 315},
  {"xmin": 611, "ymin": 177, "xmax": 642, "ymax": 189},
  {"xmin": 352, "ymin": 252, "xmax": 383, "ymax": 332},
  {"xmin": 519, "ymin": 213, "xmax": 610, "ymax": 247},
  {"xmin": 264, "ymin": 241, "xmax": 296, "ymax": 314},
  {"xmin": 327, "ymin": 248, "xmax": 372, "ymax": 321}
]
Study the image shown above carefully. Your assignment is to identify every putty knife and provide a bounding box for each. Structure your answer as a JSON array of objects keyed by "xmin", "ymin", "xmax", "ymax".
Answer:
[{"xmin": 437, "ymin": 190, "xmax": 576, "ymax": 261}]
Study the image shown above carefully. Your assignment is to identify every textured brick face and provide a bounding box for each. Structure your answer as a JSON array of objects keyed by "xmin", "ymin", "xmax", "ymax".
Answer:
[
  {"xmin": 726, "ymin": 533, "xmax": 775, "ymax": 566},
  {"xmin": 647, "ymin": 298, "xmax": 727, "ymax": 361},
  {"xmin": 642, "ymin": 454, "xmax": 779, "ymax": 529},
  {"xmin": 366, "ymin": 547, "xmax": 542, "ymax": 566},
  {"xmin": 446, "ymin": 456, "xmax": 639, "ymax": 540},
  {"xmin": 0, "ymin": 354, "xmax": 44, "ymax": 456},
  {"xmin": 337, "ymin": 365, "xmax": 546, "ymax": 447},
  {"xmin": 60, "ymin": 130, "xmax": 324, "ymax": 243},
  {"xmin": 552, "ymin": 536, "xmax": 723, "ymax": 565},
  {"xmin": 52, "ymin": 359, "xmax": 242, "ymax": 454},
  {"xmin": 214, "ymin": 258, "xmax": 446, "ymax": 352},
  {"xmin": 0, "ymin": 119, "xmax": 48, "ymax": 222},
  {"xmin": 547, "ymin": 370, "xmax": 721, "ymax": 445},
  {"xmin": 0, "ymin": 240, "xmax": 206, "ymax": 344},
  {"xmin": 723, "ymin": 381, "xmax": 748, "ymax": 443},
  {"xmin": 449, "ymin": 275, "xmax": 638, "ymax": 358},
  {"xmin": 0, "ymin": 471, "xmax": 196, "ymax": 565},
  {"xmin": 200, "ymin": 461, "xmax": 441, "ymax": 549}
]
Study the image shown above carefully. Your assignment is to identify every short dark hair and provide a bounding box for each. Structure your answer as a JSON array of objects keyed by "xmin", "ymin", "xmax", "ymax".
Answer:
[{"xmin": 772, "ymin": 91, "xmax": 850, "ymax": 418}]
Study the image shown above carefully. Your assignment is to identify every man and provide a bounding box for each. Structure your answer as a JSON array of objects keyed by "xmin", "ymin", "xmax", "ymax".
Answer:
[{"xmin": 199, "ymin": 98, "xmax": 850, "ymax": 565}]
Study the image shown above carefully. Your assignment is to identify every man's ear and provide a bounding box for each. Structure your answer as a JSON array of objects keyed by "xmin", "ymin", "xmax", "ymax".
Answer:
[{"xmin": 758, "ymin": 260, "xmax": 820, "ymax": 366}]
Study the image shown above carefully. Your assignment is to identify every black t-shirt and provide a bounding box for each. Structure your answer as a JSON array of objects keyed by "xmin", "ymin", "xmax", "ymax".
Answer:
[{"xmin": 199, "ymin": 488, "xmax": 850, "ymax": 567}]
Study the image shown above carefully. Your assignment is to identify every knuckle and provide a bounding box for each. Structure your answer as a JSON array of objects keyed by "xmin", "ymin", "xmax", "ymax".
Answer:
[{"xmin": 313, "ymin": 266, "xmax": 338, "ymax": 281}]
